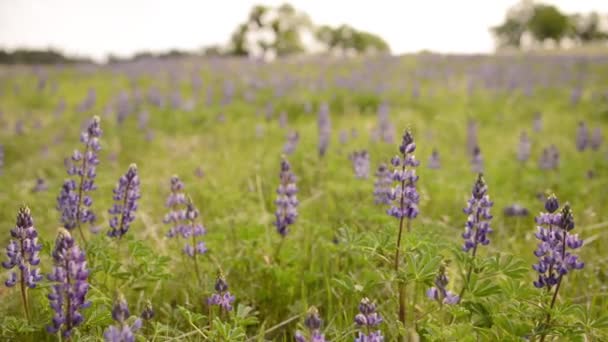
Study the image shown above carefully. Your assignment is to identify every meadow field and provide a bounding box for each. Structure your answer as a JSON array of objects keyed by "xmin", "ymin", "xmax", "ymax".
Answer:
[{"xmin": 1, "ymin": 53, "xmax": 608, "ymax": 341}]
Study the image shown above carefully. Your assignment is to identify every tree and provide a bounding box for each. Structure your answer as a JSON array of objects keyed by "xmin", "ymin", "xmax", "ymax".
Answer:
[
  {"xmin": 491, "ymin": 0, "xmax": 534, "ymax": 48},
  {"xmin": 569, "ymin": 12, "xmax": 608, "ymax": 43},
  {"xmin": 528, "ymin": 4, "xmax": 569, "ymax": 44},
  {"xmin": 315, "ymin": 24, "xmax": 390, "ymax": 55}
]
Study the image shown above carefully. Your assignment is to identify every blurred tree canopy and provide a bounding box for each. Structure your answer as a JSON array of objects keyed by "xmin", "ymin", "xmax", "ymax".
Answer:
[
  {"xmin": 227, "ymin": 3, "xmax": 390, "ymax": 58},
  {"xmin": 492, "ymin": 0, "xmax": 608, "ymax": 49}
]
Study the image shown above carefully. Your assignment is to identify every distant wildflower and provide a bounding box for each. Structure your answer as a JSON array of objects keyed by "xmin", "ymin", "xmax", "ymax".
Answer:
[
  {"xmin": 471, "ymin": 146, "xmax": 483, "ymax": 173},
  {"xmin": 387, "ymin": 129, "xmax": 420, "ymax": 221},
  {"xmin": 428, "ymin": 148, "xmax": 441, "ymax": 169},
  {"xmin": 576, "ymin": 121, "xmax": 589, "ymax": 151},
  {"xmin": 377, "ymin": 102, "xmax": 395, "ymax": 144},
  {"xmin": 32, "ymin": 177, "xmax": 48, "ymax": 193},
  {"xmin": 116, "ymin": 91, "xmax": 132, "ymax": 125},
  {"xmin": 104, "ymin": 294, "xmax": 142, "ymax": 342},
  {"xmin": 590, "ymin": 127, "xmax": 602, "ymax": 151},
  {"xmin": 532, "ymin": 196, "xmax": 584, "ymax": 289},
  {"xmin": 279, "ymin": 111, "xmax": 288, "ymax": 128},
  {"xmin": 517, "ymin": 131, "xmax": 531, "ymax": 163},
  {"xmin": 339, "ymin": 130, "xmax": 349, "ymax": 145},
  {"xmin": 426, "ymin": 264, "xmax": 459, "ymax": 305},
  {"xmin": 3, "ymin": 206, "xmax": 42, "ymax": 295},
  {"xmin": 350, "ymin": 150, "xmax": 370, "ymax": 179},
  {"xmin": 108, "ymin": 164, "xmax": 141, "ymax": 239},
  {"xmin": 373, "ymin": 164, "xmax": 393, "ymax": 205},
  {"xmin": 283, "ymin": 131, "xmax": 299, "ymax": 155},
  {"xmin": 533, "ymin": 112, "xmax": 542, "ymax": 132},
  {"xmin": 58, "ymin": 116, "xmax": 102, "ymax": 240},
  {"xmin": 47, "ymin": 229, "xmax": 90, "ymax": 337},
  {"xmin": 137, "ymin": 110, "xmax": 149, "ymax": 131},
  {"xmin": 318, "ymin": 103, "xmax": 331, "ymax": 157},
  {"xmin": 462, "ymin": 174, "xmax": 493, "ymax": 253},
  {"xmin": 570, "ymin": 87, "xmax": 582, "ymax": 105},
  {"xmin": 354, "ymin": 298, "xmax": 384, "ymax": 342},
  {"xmin": 295, "ymin": 306, "xmax": 325, "ymax": 342},
  {"xmin": 503, "ymin": 204, "xmax": 529, "ymax": 217},
  {"xmin": 77, "ymin": 88, "xmax": 96, "ymax": 112},
  {"xmin": 208, "ymin": 274, "xmax": 235, "ymax": 312},
  {"xmin": 274, "ymin": 158, "xmax": 298, "ymax": 236}
]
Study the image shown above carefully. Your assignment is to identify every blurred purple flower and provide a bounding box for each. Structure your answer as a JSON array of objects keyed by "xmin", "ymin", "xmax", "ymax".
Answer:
[{"xmin": 108, "ymin": 164, "xmax": 141, "ymax": 239}]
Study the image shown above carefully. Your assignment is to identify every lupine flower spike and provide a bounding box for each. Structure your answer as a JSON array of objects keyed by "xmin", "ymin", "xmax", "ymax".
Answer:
[
  {"xmin": 373, "ymin": 164, "xmax": 392, "ymax": 205},
  {"xmin": 350, "ymin": 150, "xmax": 370, "ymax": 179},
  {"xmin": 2, "ymin": 206, "xmax": 42, "ymax": 321},
  {"xmin": 274, "ymin": 158, "xmax": 298, "ymax": 237},
  {"xmin": 460, "ymin": 173, "xmax": 493, "ymax": 299},
  {"xmin": 57, "ymin": 115, "xmax": 102, "ymax": 243},
  {"xmin": 141, "ymin": 300, "xmax": 154, "ymax": 321},
  {"xmin": 317, "ymin": 103, "xmax": 331, "ymax": 157},
  {"xmin": 104, "ymin": 293, "xmax": 142, "ymax": 342},
  {"xmin": 295, "ymin": 306, "xmax": 326, "ymax": 342},
  {"xmin": 388, "ymin": 129, "xmax": 419, "ymax": 328},
  {"xmin": 354, "ymin": 298, "xmax": 384, "ymax": 342},
  {"xmin": 208, "ymin": 273, "xmax": 236, "ymax": 312},
  {"xmin": 163, "ymin": 176, "xmax": 207, "ymax": 271},
  {"xmin": 427, "ymin": 264, "xmax": 459, "ymax": 305},
  {"xmin": 47, "ymin": 228, "xmax": 91, "ymax": 338},
  {"xmin": 533, "ymin": 197, "xmax": 583, "ymax": 341},
  {"xmin": 108, "ymin": 164, "xmax": 141, "ymax": 239}
]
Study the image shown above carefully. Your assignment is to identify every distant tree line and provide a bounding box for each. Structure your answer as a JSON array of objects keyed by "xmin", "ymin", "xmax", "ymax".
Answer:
[
  {"xmin": 0, "ymin": 49, "xmax": 93, "ymax": 65},
  {"xmin": 493, "ymin": 0, "xmax": 608, "ymax": 49}
]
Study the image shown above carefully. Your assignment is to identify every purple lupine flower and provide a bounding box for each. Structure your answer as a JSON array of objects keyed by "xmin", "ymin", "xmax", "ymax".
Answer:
[
  {"xmin": 137, "ymin": 110, "xmax": 149, "ymax": 131},
  {"xmin": 163, "ymin": 176, "xmax": 207, "ymax": 258},
  {"xmin": 283, "ymin": 131, "xmax": 299, "ymax": 155},
  {"xmin": 180, "ymin": 199, "xmax": 207, "ymax": 258},
  {"xmin": 426, "ymin": 264, "xmax": 459, "ymax": 305},
  {"xmin": 279, "ymin": 111, "xmax": 288, "ymax": 128},
  {"xmin": 428, "ymin": 148, "xmax": 441, "ymax": 170},
  {"xmin": 373, "ymin": 164, "xmax": 392, "ymax": 205},
  {"xmin": 32, "ymin": 177, "xmax": 49, "ymax": 193},
  {"xmin": 208, "ymin": 274, "xmax": 235, "ymax": 312},
  {"xmin": 549, "ymin": 145, "xmax": 560, "ymax": 169},
  {"xmin": 576, "ymin": 121, "xmax": 589, "ymax": 151},
  {"xmin": 47, "ymin": 229, "xmax": 91, "ymax": 338},
  {"xmin": 517, "ymin": 131, "xmax": 531, "ymax": 163},
  {"xmin": 2, "ymin": 206, "xmax": 43, "ymax": 289},
  {"xmin": 349, "ymin": 150, "xmax": 370, "ymax": 179},
  {"xmin": 108, "ymin": 164, "xmax": 141, "ymax": 239},
  {"xmin": 387, "ymin": 130, "xmax": 420, "ymax": 220},
  {"xmin": 462, "ymin": 174, "xmax": 493, "ymax": 253},
  {"xmin": 318, "ymin": 103, "xmax": 331, "ymax": 157},
  {"xmin": 164, "ymin": 175, "xmax": 188, "ymax": 238},
  {"xmin": 77, "ymin": 88, "xmax": 96, "ymax": 112},
  {"xmin": 58, "ymin": 116, "xmax": 102, "ymax": 238},
  {"xmin": 533, "ymin": 112, "xmax": 542, "ymax": 133},
  {"xmin": 295, "ymin": 306, "xmax": 326, "ymax": 342},
  {"xmin": 377, "ymin": 102, "xmax": 395, "ymax": 144},
  {"xmin": 104, "ymin": 294, "xmax": 142, "ymax": 342},
  {"xmin": 354, "ymin": 298, "xmax": 384, "ymax": 342},
  {"xmin": 532, "ymin": 196, "xmax": 584, "ymax": 289},
  {"xmin": 274, "ymin": 158, "xmax": 298, "ymax": 236},
  {"xmin": 471, "ymin": 146, "xmax": 483, "ymax": 173},
  {"xmin": 590, "ymin": 127, "xmax": 602, "ymax": 151},
  {"xmin": 339, "ymin": 130, "xmax": 349, "ymax": 145}
]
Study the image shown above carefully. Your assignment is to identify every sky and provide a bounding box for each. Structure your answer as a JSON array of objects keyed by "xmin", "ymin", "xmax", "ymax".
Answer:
[{"xmin": 0, "ymin": 0, "xmax": 607, "ymax": 61}]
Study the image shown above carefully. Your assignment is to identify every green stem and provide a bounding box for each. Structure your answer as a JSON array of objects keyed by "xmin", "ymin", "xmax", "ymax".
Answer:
[{"xmin": 539, "ymin": 230, "xmax": 567, "ymax": 342}]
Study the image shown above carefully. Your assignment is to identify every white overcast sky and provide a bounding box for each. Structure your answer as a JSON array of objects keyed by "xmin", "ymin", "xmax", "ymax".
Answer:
[{"xmin": 0, "ymin": 0, "xmax": 607, "ymax": 61}]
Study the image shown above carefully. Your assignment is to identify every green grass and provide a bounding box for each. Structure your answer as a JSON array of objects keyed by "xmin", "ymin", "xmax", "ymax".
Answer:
[{"xmin": 0, "ymin": 54, "xmax": 607, "ymax": 341}]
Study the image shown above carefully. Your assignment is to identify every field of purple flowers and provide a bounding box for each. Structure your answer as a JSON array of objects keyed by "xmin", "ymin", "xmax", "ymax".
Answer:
[{"xmin": 1, "ymin": 53, "xmax": 608, "ymax": 341}]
